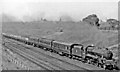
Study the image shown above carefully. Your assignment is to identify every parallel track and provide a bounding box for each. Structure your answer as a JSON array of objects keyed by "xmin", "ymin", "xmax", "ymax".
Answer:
[{"xmin": 3, "ymin": 43, "xmax": 63, "ymax": 70}]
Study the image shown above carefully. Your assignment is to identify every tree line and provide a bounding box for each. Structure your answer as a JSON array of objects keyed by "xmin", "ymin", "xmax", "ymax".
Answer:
[{"xmin": 82, "ymin": 14, "xmax": 120, "ymax": 30}]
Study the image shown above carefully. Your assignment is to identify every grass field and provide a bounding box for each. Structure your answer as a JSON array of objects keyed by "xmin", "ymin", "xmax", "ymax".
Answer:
[{"xmin": 2, "ymin": 21, "xmax": 118, "ymax": 48}]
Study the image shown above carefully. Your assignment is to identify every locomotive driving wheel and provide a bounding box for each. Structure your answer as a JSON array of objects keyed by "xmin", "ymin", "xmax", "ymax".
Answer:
[
  {"xmin": 105, "ymin": 64, "xmax": 113, "ymax": 70},
  {"xmin": 86, "ymin": 58, "xmax": 92, "ymax": 64}
]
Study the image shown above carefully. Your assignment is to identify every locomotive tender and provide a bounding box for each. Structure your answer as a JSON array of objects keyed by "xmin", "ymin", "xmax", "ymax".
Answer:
[{"xmin": 2, "ymin": 33, "xmax": 119, "ymax": 70}]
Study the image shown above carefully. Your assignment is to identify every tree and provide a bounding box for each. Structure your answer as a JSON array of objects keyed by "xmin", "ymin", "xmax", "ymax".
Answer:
[
  {"xmin": 107, "ymin": 19, "xmax": 120, "ymax": 29},
  {"xmin": 43, "ymin": 18, "xmax": 47, "ymax": 21},
  {"xmin": 59, "ymin": 18, "xmax": 62, "ymax": 21},
  {"xmin": 82, "ymin": 14, "xmax": 100, "ymax": 27}
]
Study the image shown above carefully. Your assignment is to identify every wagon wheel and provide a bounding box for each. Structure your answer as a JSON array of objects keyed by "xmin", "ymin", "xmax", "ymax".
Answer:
[
  {"xmin": 114, "ymin": 66, "xmax": 120, "ymax": 70},
  {"xmin": 81, "ymin": 59, "xmax": 87, "ymax": 63},
  {"xmin": 82, "ymin": 57, "xmax": 88, "ymax": 63},
  {"xmin": 44, "ymin": 48, "xmax": 48, "ymax": 51},
  {"xmin": 69, "ymin": 55, "xmax": 73, "ymax": 59},
  {"xmin": 49, "ymin": 49, "xmax": 53, "ymax": 52},
  {"xmin": 59, "ymin": 52, "xmax": 64, "ymax": 56},
  {"xmin": 87, "ymin": 60, "xmax": 90, "ymax": 64},
  {"xmin": 86, "ymin": 59, "xmax": 92, "ymax": 64},
  {"xmin": 89, "ymin": 59, "xmax": 93, "ymax": 64},
  {"xmin": 78, "ymin": 57, "xmax": 82, "ymax": 61},
  {"xmin": 100, "ymin": 64, "xmax": 105, "ymax": 68},
  {"xmin": 72, "ymin": 55, "xmax": 76, "ymax": 59},
  {"xmin": 94, "ymin": 62, "xmax": 99, "ymax": 66},
  {"xmin": 92, "ymin": 59, "xmax": 99, "ymax": 66}
]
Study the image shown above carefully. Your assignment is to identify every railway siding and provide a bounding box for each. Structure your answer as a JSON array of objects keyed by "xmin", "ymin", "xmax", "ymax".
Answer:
[
  {"xmin": 3, "ymin": 43, "xmax": 63, "ymax": 70},
  {"xmin": 3, "ymin": 47, "xmax": 32, "ymax": 69},
  {"xmin": 2, "ymin": 48, "xmax": 29, "ymax": 70},
  {"xmin": 2, "ymin": 46, "xmax": 44, "ymax": 70}
]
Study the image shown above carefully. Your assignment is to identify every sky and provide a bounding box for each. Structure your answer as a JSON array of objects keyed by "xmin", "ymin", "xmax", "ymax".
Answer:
[{"xmin": 1, "ymin": 0, "xmax": 119, "ymax": 21}]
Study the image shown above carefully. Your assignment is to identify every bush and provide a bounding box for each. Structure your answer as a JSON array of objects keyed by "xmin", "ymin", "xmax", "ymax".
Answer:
[
  {"xmin": 107, "ymin": 19, "xmax": 120, "ymax": 29},
  {"xmin": 82, "ymin": 14, "xmax": 100, "ymax": 27}
]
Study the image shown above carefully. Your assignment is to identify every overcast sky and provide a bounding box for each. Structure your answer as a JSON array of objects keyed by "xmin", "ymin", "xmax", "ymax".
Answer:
[{"xmin": 2, "ymin": 0, "xmax": 119, "ymax": 21}]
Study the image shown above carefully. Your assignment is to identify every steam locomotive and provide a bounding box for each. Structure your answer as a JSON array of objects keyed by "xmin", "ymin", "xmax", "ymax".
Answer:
[{"xmin": 2, "ymin": 33, "xmax": 119, "ymax": 70}]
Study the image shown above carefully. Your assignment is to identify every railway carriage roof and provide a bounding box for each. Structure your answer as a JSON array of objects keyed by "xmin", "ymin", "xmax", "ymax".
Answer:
[
  {"xmin": 29, "ymin": 36, "xmax": 39, "ymax": 40},
  {"xmin": 39, "ymin": 37, "xmax": 54, "ymax": 42},
  {"xmin": 29, "ymin": 36, "xmax": 54, "ymax": 42},
  {"xmin": 2, "ymin": 33, "xmax": 7, "ymax": 35},
  {"xmin": 15, "ymin": 35, "xmax": 28, "ymax": 40},
  {"xmin": 53, "ymin": 41, "xmax": 73, "ymax": 46}
]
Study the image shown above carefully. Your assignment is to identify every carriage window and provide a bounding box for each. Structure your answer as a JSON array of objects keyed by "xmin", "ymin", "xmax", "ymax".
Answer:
[
  {"xmin": 57, "ymin": 44, "xmax": 59, "ymax": 48},
  {"xmin": 65, "ymin": 46, "xmax": 69, "ymax": 50},
  {"xmin": 76, "ymin": 50, "xmax": 78, "ymax": 52},
  {"xmin": 40, "ymin": 40, "xmax": 50, "ymax": 45},
  {"xmin": 63, "ymin": 45, "xmax": 66, "ymax": 49},
  {"xmin": 60, "ymin": 44, "xmax": 65, "ymax": 49},
  {"xmin": 53, "ymin": 43, "xmax": 56, "ymax": 47},
  {"xmin": 54, "ymin": 43, "xmax": 56, "ymax": 47},
  {"xmin": 59, "ymin": 44, "xmax": 62, "ymax": 48},
  {"xmin": 46, "ymin": 41, "xmax": 50, "ymax": 45},
  {"xmin": 39, "ymin": 40, "xmax": 42, "ymax": 43},
  {"xmin": 54, "ymin": 43, "xmax": 57, "ymax": 47},
  {"xmin": 57, "ymin": 44, "xmax": 60, "ymax": 48},
  {"xmin": 56, "ymin": 44, "xmax": 58, "ymax": 48}
]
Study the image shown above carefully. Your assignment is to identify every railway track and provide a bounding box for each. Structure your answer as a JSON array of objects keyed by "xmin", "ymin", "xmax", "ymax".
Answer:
[
  {"xmin": 3, "ymin": 44, "xmax": 60, "ymax": 70},
  {"xmin": 3, "ymin": 39, "xmax": 94, "ymax": 71}
]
